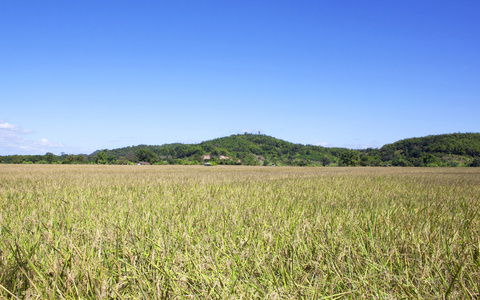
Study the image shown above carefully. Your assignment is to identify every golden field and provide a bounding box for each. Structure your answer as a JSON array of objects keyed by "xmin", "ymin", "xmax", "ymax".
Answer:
[{"xmin": 0, "ymin": 165, "xmax": 479, "ymax": 299}]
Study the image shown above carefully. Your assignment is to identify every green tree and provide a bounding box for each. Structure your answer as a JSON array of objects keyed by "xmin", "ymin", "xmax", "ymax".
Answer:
[
  {"xmin": 45, "ymin": 152, "xmax": 55, "ymax": 164},
  {"xmin": 391, "ymin": 157, "xmax": 412, "ymax": 167},
  {"xmin": 470, "ymin": 157, "xmax": 480, "ymax": 167},
  {"xmin": 63, "ymin": 155, "xmax": 75, "ymax": 164},
  {"xmin": 118, "ymin": 156, "xmax": 127, "ymax": 165},
  {"xmin": 95, "ymin": 150, "xmax": 108, "ymax": 164},
  {"xmin": 74, "ymin": 155, "xmax": 85, "ymax": 164},
  {"xmin": 339, "ymin": 150, "xmax": 359, "ymax": 166},
  {"xmin": 321, "ymin": 157, "xmax": 331, "ymax": 166},
  {"xmin": 242, "ymin": 154, "xmax": 257, "ymax": 166},
  {"xmin": 126, "ymin": 151, "xmax": 136, "ymax": 162},
  {"xmin": 107, "ymin": 154, "xmax": 118, "ymax": 164},
  {"xmin": 12, "ymin": 156, "xmax": 23, "ymax": 164},
  {"xmin": 136, "ymin": 148, "xmax": 157, "ymax": 163}
]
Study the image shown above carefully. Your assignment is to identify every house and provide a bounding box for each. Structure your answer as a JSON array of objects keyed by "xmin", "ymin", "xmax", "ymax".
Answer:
[{"xmin": 137, "ymin": 162, "xmax": 151, "ymax": 165}]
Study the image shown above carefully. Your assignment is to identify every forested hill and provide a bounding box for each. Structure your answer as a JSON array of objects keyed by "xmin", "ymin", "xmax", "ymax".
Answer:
[
  {"xmin": 1, "ymin": 133, "xmax": 479, "ymax": 166},
  {"xmin": 93, "ymin": 134, "xmax": 348, "ymax": 166},
  {"xmin": 369, "ymin": 133, "xmax": 480, "ymax": 167}
]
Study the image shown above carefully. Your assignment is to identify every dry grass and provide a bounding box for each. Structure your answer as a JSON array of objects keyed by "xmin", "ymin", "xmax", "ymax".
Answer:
[{"xmin": 0, "ymin": 165, "xmax": 479, "ymax": 298}]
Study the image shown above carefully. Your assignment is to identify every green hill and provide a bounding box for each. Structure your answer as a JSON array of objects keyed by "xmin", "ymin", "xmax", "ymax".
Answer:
[
  {"xmin": 371, "ymin": 133, "xmax": 480, "ymax": 167},
  {"xmin": 1, "ymin": 133, "xmax": 479, "ymax": 166},
  {"xmin": 94, "ymin": 134, "xmax": 345, "ymax": 166}
]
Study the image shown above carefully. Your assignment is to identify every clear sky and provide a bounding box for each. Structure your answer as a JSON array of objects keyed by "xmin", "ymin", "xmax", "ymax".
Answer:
[{"xmin": 1, "ymin": 0, "xmax": 479, "ymax": 155}]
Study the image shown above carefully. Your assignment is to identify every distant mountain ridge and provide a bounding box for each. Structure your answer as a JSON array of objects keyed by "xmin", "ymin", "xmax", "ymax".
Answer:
[{"xmin": 1, "ymin": 133, "xmax": 479, "ymax": 167}]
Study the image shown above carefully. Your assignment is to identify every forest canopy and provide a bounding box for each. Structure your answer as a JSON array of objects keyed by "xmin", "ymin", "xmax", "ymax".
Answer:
[{"xmin": 1, "ymin": 133, "xmax": 479, "ymax": 167}]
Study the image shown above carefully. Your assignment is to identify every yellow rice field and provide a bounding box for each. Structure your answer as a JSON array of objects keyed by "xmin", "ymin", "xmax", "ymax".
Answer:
[{"xmin": 0, "ymin": 165, "xmax": 479, "ymax": 298}]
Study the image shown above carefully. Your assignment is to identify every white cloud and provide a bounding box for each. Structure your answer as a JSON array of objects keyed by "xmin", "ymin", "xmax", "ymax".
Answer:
[
  {"xmin": 0, "ymin": 120, "xmax": 64, "ymax": 155},
  {"xmin": 40, "ymin": 138, "xmax": 63, "ymax": 147},
  {"xmin": 342, "ymin": 142, "xmax": 378, "ymax": 150},
  {"xmin": 316, "ymin": 142, "xmax": 329, "ymax": 147},
  {"xmin": 0, "ymin": 121, "xmax": 18, "ymax": 130}
]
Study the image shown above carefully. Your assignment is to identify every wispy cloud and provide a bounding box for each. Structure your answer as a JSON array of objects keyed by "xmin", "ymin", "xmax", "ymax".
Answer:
[
  {"xmin": 315, "ymin": 140, "xmax": 380, "ymax": 149},
  {"xmin": 0, "ymin": 122, "xmax": 19, "ymax": 130},
  {"xmin": 0, "ymin": 121, "xmax": 64, "ymax": 155},
  {"xmin": 342, "ymin": 142, "xmax": 379, "ymax": 150}
]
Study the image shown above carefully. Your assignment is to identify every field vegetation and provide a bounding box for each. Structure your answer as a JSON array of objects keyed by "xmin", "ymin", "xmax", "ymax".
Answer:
[{"xmin": 0, "ymin": 165, "xmax": 479, "ymax": 298}]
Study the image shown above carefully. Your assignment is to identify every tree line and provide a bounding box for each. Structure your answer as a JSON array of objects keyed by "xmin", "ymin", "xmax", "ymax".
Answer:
[{"xmin": 1, "ymin": 133, "xmax": 479, "ymax": 167}]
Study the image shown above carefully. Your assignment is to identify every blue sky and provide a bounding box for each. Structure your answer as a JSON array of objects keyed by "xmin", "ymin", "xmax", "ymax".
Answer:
[{"xmin": 1, "ymin": 0, "xmax": 479, "ymax": 155}]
